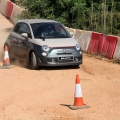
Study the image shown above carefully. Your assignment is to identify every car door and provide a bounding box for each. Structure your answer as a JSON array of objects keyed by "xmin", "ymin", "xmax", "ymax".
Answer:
[
  {"xmin": 15, "ymin": 23, "xmax": 32, "ymax": 61},
  {"xmin": 10, "ymin": 23, "xmax": 22, "ymax": 58}
]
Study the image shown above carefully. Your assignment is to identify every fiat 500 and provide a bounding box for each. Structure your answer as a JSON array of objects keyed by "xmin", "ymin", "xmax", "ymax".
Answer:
[{"xmin": 5, "ymin": 19, "xmax": 82, "ymax": 69}]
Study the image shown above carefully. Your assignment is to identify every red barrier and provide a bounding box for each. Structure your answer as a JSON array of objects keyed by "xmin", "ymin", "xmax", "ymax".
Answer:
[
  {"xmin": 101, "ymin": 37, "xmax": 109, "ymax": 55},
  {"xmin": 6, "ymin": 0, "xmax": 13, "ymax": 18},
  {"xmin": 102, "ymin": 35, "xmax": 118, "ymax": 59},
  {"xmin": 88, "ymin": 32, "xmax": 104, "ymax": 54}
]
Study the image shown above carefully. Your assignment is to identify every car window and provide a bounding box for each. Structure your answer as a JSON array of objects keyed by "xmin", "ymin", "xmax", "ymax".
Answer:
[
  {"xmin": 13, "ymin": 23, "xmax": 21, "ymax": 33},
  {"xmin": 31, "ymin": 23, "xmax": 71, "ymax": 39},
  {"xmin": 54, "ymin": 24, "xmax": 67, "ymax": 36},
  {"xmin": 13, "ymin": 22, "xmax": 32, "ymax": 38}
]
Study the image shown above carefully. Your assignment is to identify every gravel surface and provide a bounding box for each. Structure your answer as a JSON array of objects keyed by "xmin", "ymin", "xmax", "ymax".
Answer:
[{"xmin": 0, "ymin": 13, "xmax": 120, "ymax": 120}]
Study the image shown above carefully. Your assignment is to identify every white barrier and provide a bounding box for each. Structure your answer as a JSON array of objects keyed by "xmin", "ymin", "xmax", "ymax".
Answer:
[
  {"xmin": 66, "ymin": 27, "xmax": 76, "ymax": 36},
  {"xmin": 74, "ymin": 29, "xmax": 92, "ymax": 52},
  {"xmin": 0, "ymin": 0, "xmax": 23, "ymax": 24},
  {"xmin": 113, "ymin": 37, "xmax": 120, "ymax": 60},
  {"xmin": 0, "ymin": 0, "xmax": 7, "ymax": 15},
  {"xmin": 10, "ymin": 4, "xmax": 23, "ymax": 24},
  {"xmin": 73, "ymin": 29, "xmax": 84, "ymax": 39}
]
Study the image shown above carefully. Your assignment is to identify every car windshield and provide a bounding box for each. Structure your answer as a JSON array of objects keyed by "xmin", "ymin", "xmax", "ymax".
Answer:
[{"xmin": 30, "ymin": 22, "xmax": 71, "ymax": 39}]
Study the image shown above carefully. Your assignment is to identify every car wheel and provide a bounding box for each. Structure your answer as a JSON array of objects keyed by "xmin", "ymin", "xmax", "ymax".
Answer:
[{"xmin": 30, "ymin": 52, "xmax": 39, "ymax": 70}]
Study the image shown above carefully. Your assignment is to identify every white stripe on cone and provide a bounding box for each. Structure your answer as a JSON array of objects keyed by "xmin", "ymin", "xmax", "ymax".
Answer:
[
  {"xmin": 4, "ymin": 51, "xmax": 9, "ymax": 60},
  {"xmin": 75, "ymin": 84, "xmax": 83, "ymax": 97}
]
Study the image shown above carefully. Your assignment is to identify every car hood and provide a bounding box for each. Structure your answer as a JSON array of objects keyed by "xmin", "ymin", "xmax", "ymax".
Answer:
[{"xmin": 31, "ymin": 38, "xmax": 78, "ymax": 47}]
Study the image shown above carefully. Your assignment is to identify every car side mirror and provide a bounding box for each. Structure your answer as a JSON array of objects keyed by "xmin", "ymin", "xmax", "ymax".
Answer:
[{"xmin": 21, "ymin": 33, "xmax": 28, "ymax": 40}]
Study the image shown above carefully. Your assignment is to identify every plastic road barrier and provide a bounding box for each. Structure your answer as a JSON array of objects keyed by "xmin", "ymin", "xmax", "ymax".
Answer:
[
  {"xmin": 10, "ymin": 4, "xmax": 23, "ymax": 24},
  {"xmin": 88, "ymin": 32, "xmax": 104, "ymax": 54},
  {"xmin": 113, "ymin": 37, "xmax": 120, "ymax": 60},
  {"xmin": 66, "ymin": 27, "xmax": 76, "ymax": 36},
  {"xmin": 102, "ymin": 35, "xmax": 118, "ymax": 59},
  {"xmin": 74, "ymin": 30, "xmax": 92, "ymax": 52},
  {"xmin": 6, "ymin": 0, "xmax": 13, "ymax": 18},
  {"xmin": 0, "ymin": 0, "xmax": 8, "ymax": 15}
]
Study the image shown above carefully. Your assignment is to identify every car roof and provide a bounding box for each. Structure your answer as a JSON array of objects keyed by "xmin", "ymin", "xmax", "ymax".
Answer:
[{"xmin": 17, "ymin": 19, "xmax": 59, "ymax": 24}]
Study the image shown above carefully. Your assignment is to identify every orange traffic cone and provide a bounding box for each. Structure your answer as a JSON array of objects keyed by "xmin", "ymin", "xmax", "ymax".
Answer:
[
  {"xmin": 0, "ymin": 45, "xmax": 13, "ymax": 69},
  {"xmin": 69, "ymin": 75, "xmax": 90, "ymax": 110},
  {"xmin": 3, "ymin": 45, "xmax": 10, "ymax": 66}
]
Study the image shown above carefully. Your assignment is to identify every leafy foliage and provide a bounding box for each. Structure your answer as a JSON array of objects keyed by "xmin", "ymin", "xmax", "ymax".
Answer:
[{"xmin": 18, "ymin": 0, "xmax": 120, "ymax": 36}]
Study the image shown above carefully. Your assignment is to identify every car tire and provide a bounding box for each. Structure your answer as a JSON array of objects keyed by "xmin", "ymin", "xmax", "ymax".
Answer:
[{"xmin": 30, "ymin": 52, "xmax": 39, "ymax": 70}]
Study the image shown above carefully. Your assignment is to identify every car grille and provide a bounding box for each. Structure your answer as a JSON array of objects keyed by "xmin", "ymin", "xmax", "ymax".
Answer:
[
  {"xmin": 47, "ymin": 56, "xmax": 82, "ymax": 64},
  {"xmin": 57, "ymin": 53, "xmax": 72, "ymax": 55},
  {"xmin": 47, "ymin": 57, "xmax": 74, "ymax": 63}
]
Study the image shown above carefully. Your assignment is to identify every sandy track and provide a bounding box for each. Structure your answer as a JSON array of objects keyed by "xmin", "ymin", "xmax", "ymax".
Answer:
[
  {"xmin": 0, "ymin": 14, "xmax": 13, "ymax": 61},
  {"xmin": 0, "ymin": 13, "xmax": 120, "ymax": 120}
]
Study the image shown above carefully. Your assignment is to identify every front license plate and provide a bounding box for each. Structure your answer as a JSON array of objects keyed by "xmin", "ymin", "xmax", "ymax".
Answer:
[{"xmin": 58, "ymin": 56, "xmax": 74, "ymax": 61}]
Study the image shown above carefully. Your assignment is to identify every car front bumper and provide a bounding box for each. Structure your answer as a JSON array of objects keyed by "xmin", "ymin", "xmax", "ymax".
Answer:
[{"xmin": 37, "ymin": 55, "xmax": 82, "ymax": 67}]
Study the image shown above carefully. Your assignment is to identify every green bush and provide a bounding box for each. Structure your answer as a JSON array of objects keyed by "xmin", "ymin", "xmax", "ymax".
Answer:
[{"xmin": 18, "ymin": 0, "xmax": 120, "ymax": 36}]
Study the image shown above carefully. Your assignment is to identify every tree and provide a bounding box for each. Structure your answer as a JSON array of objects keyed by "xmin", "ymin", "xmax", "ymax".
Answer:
[{"xmin": 19, "ymin": 0, "xmax": 120, "ymax": 36}]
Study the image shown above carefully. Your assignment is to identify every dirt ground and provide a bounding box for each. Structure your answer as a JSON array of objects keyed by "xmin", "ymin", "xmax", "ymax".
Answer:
[{"xmin": 0, "ymin": 14, "xmax": 120, "ymax": 120}]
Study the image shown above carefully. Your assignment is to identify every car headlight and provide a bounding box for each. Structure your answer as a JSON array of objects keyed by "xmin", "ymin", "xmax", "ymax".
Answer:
[
  {"xmin": 75, "ymin": 44, "xmax": 80, "ymax": 51},
  {"xmin": 42, "ymin": 45, "xmax": 50, "ymax": 51}
]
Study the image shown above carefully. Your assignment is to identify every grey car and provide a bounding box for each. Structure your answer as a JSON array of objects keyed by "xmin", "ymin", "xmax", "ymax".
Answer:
[{"xmin": 5, "ymin": 19, "xmax": 82, "ymax": 69}]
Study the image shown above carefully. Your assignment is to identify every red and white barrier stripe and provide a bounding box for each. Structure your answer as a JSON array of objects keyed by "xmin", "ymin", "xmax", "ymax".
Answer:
[
  {"xmin": 10, "ymin": 4, "xmax": 23, "ymax": 24},
  {"xmin": 6, "ymin": 0, "xmax": 13, "ymax": 18}
]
